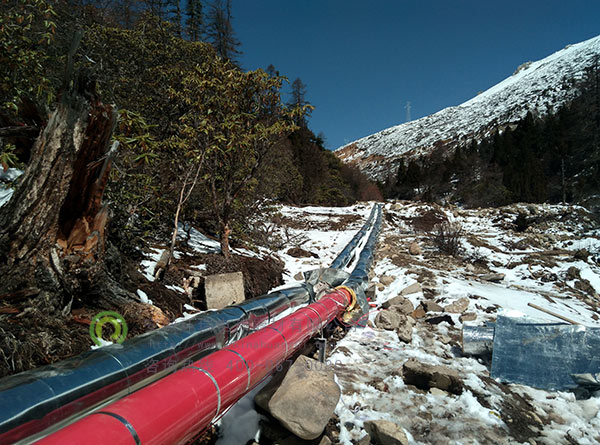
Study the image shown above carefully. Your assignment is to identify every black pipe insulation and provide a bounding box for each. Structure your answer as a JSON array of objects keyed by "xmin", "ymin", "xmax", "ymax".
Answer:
[
  {"xmin": 330, "ymin": 205, "xmax": 377, "ymax": 270},
  {"xmin": 340, "ymin": 204, "xmax": 383, "ymax": 323}
]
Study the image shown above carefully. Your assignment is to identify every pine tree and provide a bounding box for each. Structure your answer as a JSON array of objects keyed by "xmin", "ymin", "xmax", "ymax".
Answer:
[
  {"xmin": 265, "ymin": 64, "xmax": 278, "ymax": 77},
  {"xmin": 185, "ymin": 0, "xmax": 203, "ymax": 41},
  {"xmin": 205, "ymin": 0, "xmax": 241, "ymax": 62},
  {"xmin": 289, "ymin": 77, "xmax": 309, "ymax": 126},
  {"xmin": 168, "ymin": 0, "xmax": 182, "ymax": 36},
  {"xmin": 145, "ymin": 0, "xmax": 168, "ymax": 19}
]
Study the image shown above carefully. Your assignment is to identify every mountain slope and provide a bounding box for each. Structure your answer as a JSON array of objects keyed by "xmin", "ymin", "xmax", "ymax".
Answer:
[{"xmin": 336, "ymin": 35, "xmax": 600, "ymax": 180}]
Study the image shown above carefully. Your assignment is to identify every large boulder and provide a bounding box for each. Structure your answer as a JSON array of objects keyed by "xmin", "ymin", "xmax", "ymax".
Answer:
[
  {"xmin": 381, "ymin": 295, "xmax": 414, "ymax": 313},
  {"xmin": 268, "ymin": 356, "xmax": 340, "ymax": 440},
  {"xmin": 363, "ymin": 420, "xmax": 409, "ymax": 445},
  {"xmin": 402, "ymin": 358, "xmax": 463, "ymax": 395},
  {"xmin": 374, "ymin": 309, "xmax": 402, "ymax": 330}
]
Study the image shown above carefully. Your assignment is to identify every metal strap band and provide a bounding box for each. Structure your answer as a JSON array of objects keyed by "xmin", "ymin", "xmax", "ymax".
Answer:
[
  {"xmin": 94, "ymin": 411, "xmax": 141, "ymax": 445},
  {"xmin": 313, "ymin": 300, "xmax": 332, "ymax": 312},
  {"xmin": 223, "ymin": 349, "xmax": 251, "ymax": 390},
  {"xmin": 191, "ymin": 367, "xmax": 221, "ymax": 419},
  {"xmin": 326, "ymin": 291, "xmax": 348, "ymax": 308},
  {"xmin": 266, "ymin": 326, "xmax": 289, "ymax": 356},
  {"xmin": 304, "ymin": 306, "xmax": 323, "ymax": 328}
]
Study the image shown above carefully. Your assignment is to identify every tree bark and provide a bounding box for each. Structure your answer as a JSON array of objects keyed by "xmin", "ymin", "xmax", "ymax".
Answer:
[
  {"xmin": 0, "ymin": 73, "xmax": 129, "ymax": 310},
  {"xmin": 220, "ymin": 221, "xmax": 232, "ymax": 259}
]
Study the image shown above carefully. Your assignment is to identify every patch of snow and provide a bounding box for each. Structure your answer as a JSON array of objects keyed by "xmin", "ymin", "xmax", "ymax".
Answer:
[
  {"xmin": 178, "ymin": 223, "xmax": 221, "ymax": 254},
  {"xmin": 136, "ymin": 289, "xmax": 153, "ymax": 305},
  {"xmin": 0, "ymin": 167, "xmax": 23, "ymax": 207},
  {"xmin": 165, "ymin": 284, "xmax": 185, "ymax": 294},
  {"xmin": 0, "ymin": 187, "xmax": 12, "ymax": 207},
  {"xmin": 140, "ymin": 247, "xmax": 162, "ymax": 282},
  {"xmin": 90, "ymin": 338, "xmax": 114, "ymax": 349}
]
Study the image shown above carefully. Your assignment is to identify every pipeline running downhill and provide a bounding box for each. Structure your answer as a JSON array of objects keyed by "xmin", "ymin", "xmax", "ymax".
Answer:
[{"xmin": 0, "ymin": 203, "xmax": 382, "ymax": 444}]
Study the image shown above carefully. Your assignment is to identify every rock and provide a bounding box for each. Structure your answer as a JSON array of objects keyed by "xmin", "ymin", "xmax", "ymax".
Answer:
[
  {"xmin": 422, "ymin": 286, "xmax": 438, "ymax": 298},
  {"xmin": 411, "ymin": 306, "xmax": 427, "ymax": 319},
  {"xmin": 319, "ymin": 436, "xmax": 333, "ymax": 445},
  {"xmin": 389, "ymin": 301, "xmax": 416, "ymax": 317},
  {"xmin": 356, "ymin": 434, "xmax": 371, "ymax": 445},
  {"xmin": 444, "ymin": 297, "xmax": 470, "ymax": 314},
  {"xmin": 430, "ymin": 387, "xmax": 449, "ymax": 397},
  {"xmin": 400, "ymin": 282, "xmax": 422, "ymax": 296},
  {"xmin": 567, "ymin": 266, "xmax": 581, "ymax": 280},
  {"xmin": 377, "ymin": 283, "xmax": 385, "ymax": 291},
  {"xmin": 287, "ymin": 247, "xmax": 318, "ymax": 258},
  {"xmin": 204, "ymin": 271, "xmax": 244, "ymax": 309},
  {"xmin": 382, "ymin": 295, "xmax": 414, "ymax": 313},
  {"xmin": 374, "ymin": 310, "xmax": 401, "ymax": 330},
  {"xmin": 396, "ymin": 317, "xmax": 414, "ymax": 343},
  {"xmin": 380, "ymin": 275, "xmax": 395, "ymax": 286},
  {"xmin": 574, "ymin": 249, "xmax": 590, "ymax": 261},
  {"xmin": 409, "ymin": 242, "xmax": 422, "ymax": 255},
  {"xmin": 541, "ymin": 272, "xmax": 558, "ymax": 282},
  {"xmin": 460, "ymin": 312, "xmax": 477, "ymax": 322},
  {"xmin": 293, "ymin": 271, "xmax": 304, "ymax": 281},
  {"xmin": 439, "ymin": 335, "xmax": 452, "ymax": 344},
  {"xmin": 575, "ymin": 279, "xmax": 597, "ymax": 297},
  {"xmin": 363, "ymin": 419, "xmax": 409, "ymax": 445},
  {"xmin": 365, "ymin": 282, "xmax": 377, "ymax": 300},
  {"xmin": 480, "ymin": 273, "xmax": 505, "ymax": 282},
  {"xmin": 425, "ymin": 315, "xmax": 454, "ymax": 326},
  {"xmin": 422, "ymin": 300, "xmax": 443, "ymax": 312},
  {"xmin": 402, "ymin": 358, "xmax": 463, "ymax": 395},
  {"xmin": 268, "ymin": 356, "xmax": 340, "ymax": 440}
]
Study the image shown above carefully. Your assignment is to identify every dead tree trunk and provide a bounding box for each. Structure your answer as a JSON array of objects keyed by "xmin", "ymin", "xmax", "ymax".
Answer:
[{"xmin": 0, "ymin": 73, "xmax": 130, "ymax": 311}]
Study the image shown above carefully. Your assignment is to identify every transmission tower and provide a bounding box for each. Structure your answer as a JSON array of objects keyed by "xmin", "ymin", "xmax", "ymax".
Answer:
[{"xmin": 405, "ymin": 101, "xmax": 411, "ymax": 122}]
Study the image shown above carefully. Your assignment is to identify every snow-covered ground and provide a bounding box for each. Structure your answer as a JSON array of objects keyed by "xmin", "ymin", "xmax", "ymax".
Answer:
[
  {"xmin": 133, "ymin": 201, "xmax": 599, "ymax": 444},
  {"xmin": 329, "ymin": 201, "xmax": 600, "ymax": 445},
  {"xmin": 209, "ymin": 201, "xmax": 600, "ymax": 445}
]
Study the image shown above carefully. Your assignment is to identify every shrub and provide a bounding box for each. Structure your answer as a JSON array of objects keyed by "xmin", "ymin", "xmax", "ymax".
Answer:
[{"xmin": 432, "ymin": 221, "xmax": 464, "ymax": 257}]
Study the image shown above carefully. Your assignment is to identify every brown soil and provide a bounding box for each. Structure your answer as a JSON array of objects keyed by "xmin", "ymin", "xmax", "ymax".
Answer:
[
  {"xmin": 412, "ymin": 209, "xmax": 448, "ymax": 232},
  {"xmin": 471, "ymin": 376, "xmax": 548, "ymax": 443}
]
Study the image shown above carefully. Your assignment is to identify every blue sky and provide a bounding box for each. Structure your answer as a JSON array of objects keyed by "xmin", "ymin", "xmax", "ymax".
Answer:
[{"xmin": 232, "ymin": 1, "xmax": 600, "ymax": 150}]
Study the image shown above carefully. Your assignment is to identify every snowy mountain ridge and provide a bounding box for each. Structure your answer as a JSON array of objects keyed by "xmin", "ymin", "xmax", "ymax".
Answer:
[{"xmin": 335, "ymin": 34, "xmax": 600, "ymax": 180}]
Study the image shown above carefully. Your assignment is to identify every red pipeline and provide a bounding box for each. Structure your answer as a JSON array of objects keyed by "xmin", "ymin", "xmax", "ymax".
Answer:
[{"xmin": 36, "ymin": 287, "xmax": 354, "ymax": 445}]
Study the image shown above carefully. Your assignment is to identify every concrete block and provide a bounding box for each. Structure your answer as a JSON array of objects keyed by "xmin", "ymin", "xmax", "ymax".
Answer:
[{"xmin": 204, "ymin": 271, "xmax": 244, "ymax": 309}]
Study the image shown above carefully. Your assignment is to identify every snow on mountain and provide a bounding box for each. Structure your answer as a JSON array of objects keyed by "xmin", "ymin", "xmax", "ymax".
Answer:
[{"xmin": 336, "ymin": 35, "xmax": 600, "ymax": 180}]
